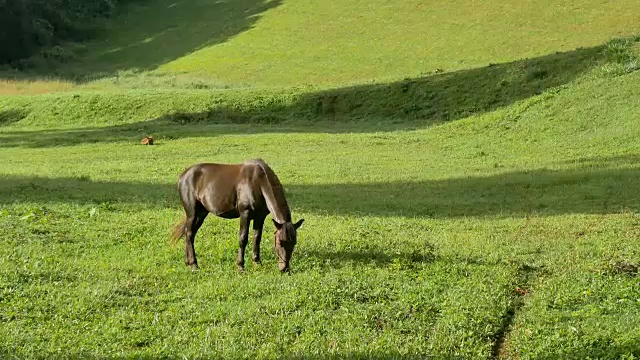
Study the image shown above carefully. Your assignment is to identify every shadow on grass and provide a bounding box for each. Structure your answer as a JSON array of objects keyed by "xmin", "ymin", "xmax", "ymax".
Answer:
[
  {"xmin": 0, "ymin": 108, "xmax": 28, "ymax": 126},
  {"xmin": 301, "ymin": 247, "xmax": 438, "ymax": 270},
  {"xmin": 1, "ymin": 155, "xmax": 638, "ymax": 218},
  {"xmin": 9, "ymin": 0, "xmax": 283, "ymax": 77},
  {"xmin": 0, "ymin": 44, "xmax": 605, "ymax": 146},
  {"xmin": 289, "ymin": 167, "xmax": 640, "ymax": 218}
]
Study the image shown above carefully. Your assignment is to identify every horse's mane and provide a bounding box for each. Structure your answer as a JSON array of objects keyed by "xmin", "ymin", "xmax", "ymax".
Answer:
[{"xmin": 248, "ymin": 159, "xmax": 291, "ymax": 222}]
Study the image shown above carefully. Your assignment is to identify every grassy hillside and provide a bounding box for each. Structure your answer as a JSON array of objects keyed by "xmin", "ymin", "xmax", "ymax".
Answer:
[
  {"xmin": 156, "ymin": 0, "xmax": 640, "ymax": 87},
  {"xmin": 4, "ymin": 0, "xmax": 639, "ymax": 89},
  {"xmin": 1, "ymin": 0, "xmax": 639, "ymax": 358}
]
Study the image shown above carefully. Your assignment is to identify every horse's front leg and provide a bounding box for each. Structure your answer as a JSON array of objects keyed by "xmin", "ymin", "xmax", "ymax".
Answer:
[
  {"xmin": 236, "ymin": 210, "xmax": 251, "ymax": 272},
  {"xmin": 252, "ymin": 214, "xmax": 266, "ymax": 265}
]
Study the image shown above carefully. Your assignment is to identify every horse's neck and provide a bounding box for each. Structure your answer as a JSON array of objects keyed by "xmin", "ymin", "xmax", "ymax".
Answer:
[{"xmin": 260, "ymin": 178, "xmax": 291, "ymax": 223}]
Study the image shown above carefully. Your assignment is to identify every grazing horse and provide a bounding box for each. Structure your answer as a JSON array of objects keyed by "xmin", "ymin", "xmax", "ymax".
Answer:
[{"xmin": 171, "ymin": 159, "xmax": 304, "ymax": 272}]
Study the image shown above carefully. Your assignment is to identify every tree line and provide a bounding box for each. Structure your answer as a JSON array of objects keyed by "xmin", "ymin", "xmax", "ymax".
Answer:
[{"xmin": 0, "ymin": 0, "xmax": 135, "ymax": 66}]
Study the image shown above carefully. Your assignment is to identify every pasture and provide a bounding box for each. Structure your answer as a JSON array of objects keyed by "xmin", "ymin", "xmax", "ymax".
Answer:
[{"xmin": 1, "ymin": 0, "xmax": 640, "ymax": 358}]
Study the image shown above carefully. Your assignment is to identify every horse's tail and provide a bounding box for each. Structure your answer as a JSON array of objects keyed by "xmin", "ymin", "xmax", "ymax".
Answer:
[{"xmin": 169, "ymin": 216, "xmax": 186, "ymax": 246}]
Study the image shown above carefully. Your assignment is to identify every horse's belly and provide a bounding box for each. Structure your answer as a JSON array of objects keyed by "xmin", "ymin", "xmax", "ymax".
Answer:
[
  {"xmin": 196, "ymin": 181, "xmax": 239, "ymax": 218},
  {"xmin": 216, "ymin": 209, "xmax": 240, "ymax": 219},
  {"xmin": 195, "ymin": 171, "xmax": 262, "ymax": 219}
]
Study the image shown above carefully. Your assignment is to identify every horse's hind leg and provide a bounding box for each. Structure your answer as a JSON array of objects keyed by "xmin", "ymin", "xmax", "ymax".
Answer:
[
  {"xmin": 236, "ymin": 210, "xmax": 251, "ymax": 272},
  {"xmin": 184, "ymin": 201, "xmax": 208, "ymax": 270}
]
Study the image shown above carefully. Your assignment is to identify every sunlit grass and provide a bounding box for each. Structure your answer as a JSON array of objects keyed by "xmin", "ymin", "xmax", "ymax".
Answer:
[{"xmin": 53, "ymin": 0, "xmax": 640, "ymax": 88}]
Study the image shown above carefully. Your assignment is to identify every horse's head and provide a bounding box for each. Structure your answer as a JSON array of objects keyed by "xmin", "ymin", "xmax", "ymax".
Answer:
[{"xmin": 273, "ymin": 218, "xmax": 304, "ymax": 272}]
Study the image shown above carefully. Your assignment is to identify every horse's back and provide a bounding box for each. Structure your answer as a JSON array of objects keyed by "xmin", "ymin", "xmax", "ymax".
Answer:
[{"xmin": 178, "ymin": 161, "xmax": 266, "ymax": 218}]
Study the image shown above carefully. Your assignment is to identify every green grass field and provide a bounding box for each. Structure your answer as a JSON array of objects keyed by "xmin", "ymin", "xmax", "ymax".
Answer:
[{"xmin": 1, "ymin": 0, "xmax": 640, "ymax": 358}]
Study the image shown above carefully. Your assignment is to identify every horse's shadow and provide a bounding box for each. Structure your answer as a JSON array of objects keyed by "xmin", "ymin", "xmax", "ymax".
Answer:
[{"xmin": 300, "ymin": 247, "xmax": 438, "ymax": 270}]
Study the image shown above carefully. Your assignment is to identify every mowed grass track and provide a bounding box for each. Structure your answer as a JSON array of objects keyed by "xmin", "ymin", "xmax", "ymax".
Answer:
[{"xmin": 1, "ymin": 0, "xmax": 640, "ymax": 358}]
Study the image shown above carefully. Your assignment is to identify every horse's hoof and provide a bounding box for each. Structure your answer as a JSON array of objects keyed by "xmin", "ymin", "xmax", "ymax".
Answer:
[
  {"xmin": 237, "ymin": 265, "xmax": 245, "ymax": 273},
  {"xmin": 188, "ymin": 264, "xmax": 199, "ymax": 271}
]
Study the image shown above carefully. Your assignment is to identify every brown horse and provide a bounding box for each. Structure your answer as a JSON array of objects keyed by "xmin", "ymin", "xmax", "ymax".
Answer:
[{"xmin": 171, "ymin": 159, "xmax": 304, "ymax": 272}]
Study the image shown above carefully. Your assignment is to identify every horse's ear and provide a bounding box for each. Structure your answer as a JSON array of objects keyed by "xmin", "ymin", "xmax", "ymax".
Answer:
[
  {"xmin": 294, "ymin": 219, "xmax": 304, "ymax": 229},
  {"xmin": 272, "ymin": 219, "xmax": 283, "ymax": 230}
]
